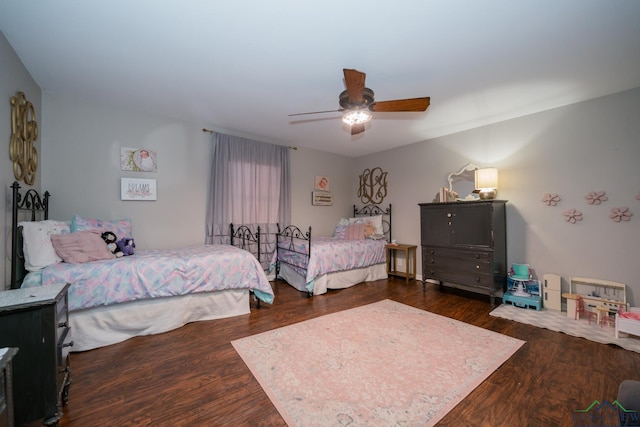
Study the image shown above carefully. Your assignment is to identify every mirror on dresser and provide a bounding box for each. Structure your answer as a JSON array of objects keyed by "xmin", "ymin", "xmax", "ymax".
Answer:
[{"xmin": 447, "ymin": 162, "xmax": 480, "ymax": 201}]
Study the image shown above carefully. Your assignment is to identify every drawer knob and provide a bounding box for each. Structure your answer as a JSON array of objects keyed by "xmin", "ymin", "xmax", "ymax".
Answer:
[
  {"xmin": 475, "ymin": 277, "xmax": 481, "ymax": 282},
  {"xmin": 475, "ymin": 254, "xmax": 480, "ymax": 259},
  {"xmin": 476, "ymin": 265, "xmax": 480, "ymax": 269},
  {"xmin": 447, "ymin": 213, "xmax": 452, "ymax": 218}
]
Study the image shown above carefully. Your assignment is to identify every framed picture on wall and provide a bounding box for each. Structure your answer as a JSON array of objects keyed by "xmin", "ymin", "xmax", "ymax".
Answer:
[
  {"xmin": 315, "ymin": 176, "xmax": 330, "ymax": 191},
  {"xmin": 312, "ymin": 191, "xmax": 332, "ymax": 206},
  {"xmin": 121, "ymin": 178, "xmax": 157, "ymax": 201},
  {"xmin": 121, "ymin": 147, "xmax": 157, "ymax": 172}
]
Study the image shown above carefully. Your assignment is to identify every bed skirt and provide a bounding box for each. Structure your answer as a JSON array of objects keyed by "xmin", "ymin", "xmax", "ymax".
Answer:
[
  {"xmin": 69, "ymin": 289, "xmax": 250, "ymax": 352},
  {"xmin": 279, "ymin": 263, "xmax": 387, "ymax": 295}
]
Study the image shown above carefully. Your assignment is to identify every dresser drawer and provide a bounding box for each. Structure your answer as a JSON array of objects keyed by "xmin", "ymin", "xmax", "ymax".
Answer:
[
  {"xmin": 424, "ymin": 267, "xmax": 493, "ymax": 289},
  {"xmin": 422, "ymin": 246, "xmax": 494, "ymax": 289},
  {"xmin": 432, "ymin": 269, "xmax": 494, "ymax": 289},
  {"xmin": 423, "ymin": 246, "xmax": 491, "ymax": 262}
]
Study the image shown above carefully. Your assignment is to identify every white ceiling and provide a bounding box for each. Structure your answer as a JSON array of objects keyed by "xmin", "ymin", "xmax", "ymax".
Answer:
[{"xmin": 1, "ymin": 1, "xmax": 639, "ymax": 157}]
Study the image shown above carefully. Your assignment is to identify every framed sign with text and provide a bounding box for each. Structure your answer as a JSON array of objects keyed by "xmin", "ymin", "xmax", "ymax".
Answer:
[
  {"xmin": 312, "ymin": 191, "xmax": 332, "ymax": 206},
  {"xmin": 121, "ymin": 178, "xmax": 157, "ymax": 201}
]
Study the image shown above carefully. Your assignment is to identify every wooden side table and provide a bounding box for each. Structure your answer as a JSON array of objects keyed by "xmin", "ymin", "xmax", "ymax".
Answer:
[{"xmin": 385, "ymin": 243, "xmax": 417, "ymax": 283}]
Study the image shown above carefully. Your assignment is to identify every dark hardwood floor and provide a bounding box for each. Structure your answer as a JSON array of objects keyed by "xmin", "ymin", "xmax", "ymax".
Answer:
[{"xmin": 34, "ymin": 279, "xmax": 640, "ymax": 427}]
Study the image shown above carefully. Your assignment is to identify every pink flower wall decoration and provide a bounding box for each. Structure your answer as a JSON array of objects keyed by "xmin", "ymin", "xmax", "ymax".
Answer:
[
  {"xmin": 541, "ymin": 193, "xmax": 560, "ymax": 206},
  {"xmin": 609, "ymin": 207, "xmax": 633, "ymax": 222},
  {"xmin": 563, "ymin": 209, "xmax": 583, "ymax": 224},
  {"xmin": 585, "ymin": 191, "xmax": 607, "ymax": 205}
]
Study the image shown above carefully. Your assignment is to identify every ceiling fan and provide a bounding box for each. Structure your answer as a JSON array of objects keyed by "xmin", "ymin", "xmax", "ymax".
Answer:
[{"xmin": 289, "ymin": 68, "xmax": 430, "ymax": 135}]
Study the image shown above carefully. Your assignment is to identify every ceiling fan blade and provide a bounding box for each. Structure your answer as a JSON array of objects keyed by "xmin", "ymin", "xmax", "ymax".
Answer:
[
  {"xmin": 288, "ymin": 108, "xmax": 344, "ymax": 117},
  {"xmin": 369, "ymin": 97, "xmax": 430, "ymax": 112},
  {"xmin": 343, "ymin": 68, "xmax": 366, "ymax": 103},
  {"xmin": 351, "ymin": 123, "xmax": 365, "ymax": 135}
]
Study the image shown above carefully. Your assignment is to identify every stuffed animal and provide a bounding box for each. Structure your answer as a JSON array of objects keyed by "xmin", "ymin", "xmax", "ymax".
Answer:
[
  {"xmin": 117, "ymin": 237, "xmax": 135, "ymax": 256},
  {"xmin": 363, "ymin": 222, "xmax": 376, "ymax": 238},
  {"xmin": 101, "ymin": 231, "xmax": 124, "ymax": 257}
]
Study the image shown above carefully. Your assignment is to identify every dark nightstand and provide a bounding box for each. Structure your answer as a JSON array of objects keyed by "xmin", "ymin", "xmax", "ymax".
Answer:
[
  {"xmin": 0, "ymin": 347, "xmax": 18, "ymax": 427},
  {"xmin": 0, "ymin": 283, "xmax": 72, "ymax": 426}
]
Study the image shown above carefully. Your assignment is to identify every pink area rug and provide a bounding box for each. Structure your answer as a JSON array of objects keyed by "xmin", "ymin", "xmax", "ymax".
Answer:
[{"xmin": 232, "ymin": 299, "xmax": 525, "ymax": 426}]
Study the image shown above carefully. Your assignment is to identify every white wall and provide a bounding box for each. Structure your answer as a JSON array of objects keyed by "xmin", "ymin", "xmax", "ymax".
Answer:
[
  {"xmin": 1, "ymin": 32, "xmax": 41, "ymax": 287},
  {"xmin": 353, "ymin": 88, "xmax": 640, "ymax": 303},
  {"xmin": 39, "ymin": 94, "xmax": 356, "ymax": 251},
  {"xmin": 289, "ymin": 147, "xmax": 354, "ymax": 237},
  {"xmin": 41, "ymin": 94, "xmax": 211, "ymax": 250}
]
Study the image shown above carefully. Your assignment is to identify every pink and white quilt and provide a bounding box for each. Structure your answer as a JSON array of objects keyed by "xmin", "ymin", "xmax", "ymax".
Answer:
[
  {"xmin": 23, "ymin": 244, "xmax": 274, "ymax": 310},
  {"xmin": 276, "ymin": 237, "xmax": 387, "ymax": 292}
]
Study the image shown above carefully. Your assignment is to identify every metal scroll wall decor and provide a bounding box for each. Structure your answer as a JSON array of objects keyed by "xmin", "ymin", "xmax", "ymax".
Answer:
[
  {"xmin": 9, "ymin": 91, "xmax": 39, "ymax": 185},
  {"xmin": 358, "ymin": 167, "xmax": 388, "ymax": 204}
]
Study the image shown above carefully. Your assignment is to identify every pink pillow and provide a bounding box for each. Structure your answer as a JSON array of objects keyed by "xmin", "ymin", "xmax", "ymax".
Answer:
[
  {"xmin": 345, "ymin": 223, "xmax": 365, "ymax": 240},
  {"xmin": 71, "ymin": 214, "xmax": 132, "ymax": 239},
  {"xmin": 51, "ymin": 231, "xmax": 116, "ymax": 263}
]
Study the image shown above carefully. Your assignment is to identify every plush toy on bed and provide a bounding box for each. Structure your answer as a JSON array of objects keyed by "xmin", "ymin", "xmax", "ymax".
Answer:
[
  {"xmin": 101, "ymin": 231, "xmax": 124, "ymax": 258},
  {"xmin": 117, "ymin": 237, "xmax": 135, "ymax": 256},
  {"xmin": 363, "ymin": 222, "xmax": 376, "ymax": 238}
]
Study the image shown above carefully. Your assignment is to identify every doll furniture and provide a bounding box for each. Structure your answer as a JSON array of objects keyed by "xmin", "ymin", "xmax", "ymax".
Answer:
[
  {"xmin": 616, "ymin": 306, "xmax": 640, "ymax": 339},
  {"xmin": 509, "ymin": 263, "xmax": 531, "ymax": 295},
  {"xmin": 575, "ymin": 295, "xmax": 597, "ymax": 323},
  {"xmin": 502, "ymin": 264, "xmax": 541, "ymax": 310},
  {"xmin": 565, "ymin": 276, "xmax": 626, "ymax": 322}
]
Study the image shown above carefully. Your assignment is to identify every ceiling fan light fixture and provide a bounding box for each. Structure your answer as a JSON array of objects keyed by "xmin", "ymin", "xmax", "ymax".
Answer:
[{"xmin": 342, "ymin": 109, "xmax": 372, "ymax": 126}]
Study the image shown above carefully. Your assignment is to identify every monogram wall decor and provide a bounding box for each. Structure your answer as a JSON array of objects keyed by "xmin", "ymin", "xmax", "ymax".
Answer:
[
  {"xmin": 358, "ymin": 167, "xmax": 388, "ymax": 204},
  {"xmin": 10, "ymin": 91, "xmax": 39, "ymax": 185}
]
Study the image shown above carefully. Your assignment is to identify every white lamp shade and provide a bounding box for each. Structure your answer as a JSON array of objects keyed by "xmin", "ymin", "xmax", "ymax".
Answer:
[{"xmin": 475, "ymin": 168, "xmax": 498, "ymax": 190}]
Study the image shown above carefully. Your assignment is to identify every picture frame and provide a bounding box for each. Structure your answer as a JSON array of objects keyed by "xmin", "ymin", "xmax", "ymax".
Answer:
[
  {"xmin": 120, "ymin": 147, "xmax": 157, "ymax": 172},
  {"xmin": 315, "ymin": 175, "xmax": 330, "ymax": 191},
  {"xmin": 121, "ymin": 178, "xmax": 157, "ymax": 201},
  {"xmin": 312, "ymin": 191, "xmax": 333, "ymax": 206}
]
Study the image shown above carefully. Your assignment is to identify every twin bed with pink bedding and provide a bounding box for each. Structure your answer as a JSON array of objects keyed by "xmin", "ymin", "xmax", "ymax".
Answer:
[
  {"xmin": 274, "ymin": 204, "xmax": 391, "ymax": 295},
  {"xmin": 10, "ymin": 182, "xmax": 273, "ymax": 351}
]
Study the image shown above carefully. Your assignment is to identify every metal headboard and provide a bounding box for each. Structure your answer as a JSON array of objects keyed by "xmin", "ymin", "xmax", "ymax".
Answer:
[
  {"xmin": 10, "ymin": 181, "xmax": 50, "ymax": 289},
  {"xmin": 353, "ymin": 203, "xmax": 392, "ymax": 242},
  {"xmin": 229, "ymin": 223, "xmax": 261, "ymax": 263}
]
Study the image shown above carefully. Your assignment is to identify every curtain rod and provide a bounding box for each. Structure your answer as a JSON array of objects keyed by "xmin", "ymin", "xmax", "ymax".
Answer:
[{"xmin": 202, "ymin": 128, "xmax": 297, "ymax": 150}]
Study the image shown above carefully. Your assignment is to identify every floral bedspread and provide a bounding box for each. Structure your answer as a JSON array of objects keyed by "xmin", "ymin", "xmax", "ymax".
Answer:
[
  {"xmin": 275, "ymin": 237, "xmax": 386, "ymax": 291},
  {"xmin": 23, "ymin": 245, "xmax": 274, "ymax": 310}
]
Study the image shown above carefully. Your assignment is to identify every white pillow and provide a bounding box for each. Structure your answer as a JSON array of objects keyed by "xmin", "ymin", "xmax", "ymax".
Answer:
[
  {"xmin": 349, "ymin": 215, "xmax": 383, "ymax": 236},
  {"xmin": 19, "ymin": 220, "xmax": 70, "ymax": 271}
]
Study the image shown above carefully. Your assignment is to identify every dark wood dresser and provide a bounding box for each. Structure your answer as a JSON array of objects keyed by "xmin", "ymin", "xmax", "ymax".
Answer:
[
  {"xmin": 419, "ymin": 200, "xmax": 507, "ymax": 306},
  {"xmin": 0, "ymin": 284, "xmax": 72, "ymax": 426},
  {"xmin": 0, "ymin": 347, "xmax": 18, "ymax": 427}
]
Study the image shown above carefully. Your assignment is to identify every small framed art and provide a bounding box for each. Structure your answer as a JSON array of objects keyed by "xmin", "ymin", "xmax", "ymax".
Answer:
[
  {"xmin": 121, "ymin": 178, "xmax": 157, "ymax": 201},
  {"xmin": 315, "ymin": 176, "xmax": 330, "ymax": 191},
  {"xmin": 121, "ymin": 147, "xmax": 157, "ymax": 172},
  {"xmin": 312, "ymin": 191, "xmax": 332, "ymax": 206}
]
